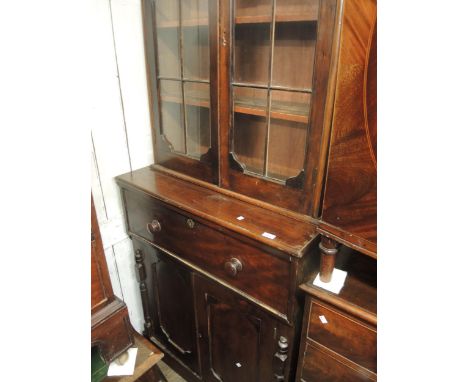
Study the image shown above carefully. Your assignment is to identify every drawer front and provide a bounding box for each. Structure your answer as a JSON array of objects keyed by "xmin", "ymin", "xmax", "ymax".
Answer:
[
  {"xmin": 300, "ymin": 342, "xmax": 375, "ymax": 382},
  {"xmin": 307, "ymin": 300, "xmax": 376, "ymax": 372},
  {"xmin": 124, "ymin": 190, "xmax": 291, "ymax": 316}
]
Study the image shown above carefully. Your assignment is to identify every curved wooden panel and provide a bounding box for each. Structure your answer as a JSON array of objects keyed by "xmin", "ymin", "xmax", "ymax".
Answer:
[
  {"xmin": 321, "ymin": 0, "xmax": 377, "ymax": 250},
  {"xmin": 364, "ymin": 21, "xmax": 377, "ymax": 166}
]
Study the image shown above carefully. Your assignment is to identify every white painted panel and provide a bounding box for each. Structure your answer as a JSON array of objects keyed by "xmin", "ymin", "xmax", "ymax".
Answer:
[
  {"xmin": 90, "ymin": 0, "xmax": 132, "ymax": 233},
  {"xmin": 104, "ymin": 247, "xmax": 124, "ymax": 300},
  {"xmin": 91, "ymin": 141, "xmax": 107, "ymax": 221},
  {"xmin": 113, "ymin": 238, "xmax": 145, "ymax": 334},
  {"xmin": 110, "ymin": 0, "xmax": 154, "ymax": 170},
  {"xmin": 89, "ymin": 0, "xmax": 149, "ymax": 335},
  {"xmin": 99, "ymin": 218, "xmax": 129, "ymax": 252}
]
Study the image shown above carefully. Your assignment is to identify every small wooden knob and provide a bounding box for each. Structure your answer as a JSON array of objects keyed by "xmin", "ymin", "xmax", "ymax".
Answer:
[
  {"xmin": 147, "ymin": 219, "xmax": 161, "ymax": 234},
  {"xmin": 224, "ymin": 258, "xmax": 243, "ymax": 277}
]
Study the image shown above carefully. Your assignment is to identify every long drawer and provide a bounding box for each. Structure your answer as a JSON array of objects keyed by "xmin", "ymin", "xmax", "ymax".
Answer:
[{"xmin": 123, "ymin": 189, "xmax": 291, "ymax": 317}]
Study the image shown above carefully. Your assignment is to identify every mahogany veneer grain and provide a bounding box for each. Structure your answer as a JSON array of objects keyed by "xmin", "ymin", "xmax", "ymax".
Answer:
[{"xmin": 117, "ymin": 166, "xmax": 317, "ymax": 257}]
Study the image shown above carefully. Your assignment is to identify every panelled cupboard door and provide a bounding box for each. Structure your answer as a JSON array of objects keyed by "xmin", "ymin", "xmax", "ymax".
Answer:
[
  {"xmin": 142, "ymin": 0, "xmax": 219, "ymax": 183},
  {"xmin": 132, "ymin": 239, "xmax": 200, "ymax": 375},
  {"xmin": 220, "ymin": 0, "xmax": 341, "ymax": 213},
  {"xmin": 194, "ymin": 274, "xmax": 290, "ymax": 382}
]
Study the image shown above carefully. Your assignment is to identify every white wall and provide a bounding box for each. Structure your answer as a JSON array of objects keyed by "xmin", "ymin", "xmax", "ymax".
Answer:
[{"xmin": 91, "ymin": 0, "xmax": 153, "ymax": 333}]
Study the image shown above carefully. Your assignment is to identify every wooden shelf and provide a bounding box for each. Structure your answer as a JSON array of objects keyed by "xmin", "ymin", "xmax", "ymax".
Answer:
[
  {"xmin": 235, "ymin": 14, "xmax": 317, "ymax": 25},
  {"xmin": 235, "ymin": 96, "xmax": 309, "ymax": 123},
  {"xmin": 161, "ymin": 93, "xmax": 308, "ymax": 123},
  {"xmin": 158, "ymin": 15, "xmax": 316, "ymax": 28},
  {"xmin": 161, "ymin": 94, "xmax": 210, "ymax": 109},
  {"xmin": 157, "ymin": 18, "xmax": 208, "ymax": 28}
]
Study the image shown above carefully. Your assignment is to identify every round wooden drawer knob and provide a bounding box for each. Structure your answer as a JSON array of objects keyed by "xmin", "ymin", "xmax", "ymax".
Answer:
[
  {"xmin": 224, "ymin": 258, "xmax": 243, "ymax": 277},
  {"xmin": 147, "ymin": 219, "xmax": 161, "ymax": 234}
]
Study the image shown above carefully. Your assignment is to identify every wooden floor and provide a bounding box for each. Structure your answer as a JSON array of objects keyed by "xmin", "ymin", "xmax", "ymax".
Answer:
[{"xmin": 158, "ymin": 361, "xmax": 187, "ymax": 382}]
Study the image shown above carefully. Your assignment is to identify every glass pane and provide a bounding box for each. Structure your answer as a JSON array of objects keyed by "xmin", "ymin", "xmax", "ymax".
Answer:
[
  {"xmin": 160, "ymin": 80, "xmax": 185, "ymax": 153},
  {"xmin": 181, "ymin": 0, "xmax": 209, "ymax": 24},
  {"xmin": 235, "ymin": 0, "xmax": 272, "ymax": 22},
  {"xmin": 234, "ymin": 0, "xmax": 272, "ymax": 85},
  {"xmin": 182, "ymin": 0, "xmax": 209, "ymax": 80},
  {"xmin": 266, "ymin": 90, "xmax": 310, "ymax": 180},
  {"xmin": 233, "ymin": 87, "xmax": 268, "ymax": 175},
  {"xmin": 272, "ymin": 21, "xmax": 316, "ymax": 89},
  {"xmin": 155, "ymin": 0, "xmax": 181, "ymax": 78},
  {"xmin": 276, "ymin": 0, "xmax": 319, "ymax": 21},
  {"xmin": 185, "ymin": 82, "xmax": 211, "ymax": 158},
  {"xmin": 155, "ymin": 0, "xmax": 179, "ymax": 26},
  {"xmin": 270, "ymin": 90, "xmax": 310, "ymax": 121}
]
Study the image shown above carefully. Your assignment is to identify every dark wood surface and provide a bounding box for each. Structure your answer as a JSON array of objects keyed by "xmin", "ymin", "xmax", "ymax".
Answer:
[
  {"xmin": 128, "ymin": 233, "xmax": 307, "ymax": 382},
  {"xmin": 301, "ymin": 244, "xmax": 377, "ymax": 323},
  {"xmin": 295, "ymin": 237, "xmax": 377, "ymax": 381},
  {"xmin": 91, "ymin": 197, "xmax": 114, "ymax": 314},
  {"xmin": 320, "ymin": 0, "xmax": 377, "ymax": 253},
  {"xmin": 117, "ymin": 166, "xmax": 317, "ymax": 257},
  {"xmin": 317, "ymin": 224, "xmax": 377, "ymax": 259},
  {"xmin": 298, "ymin": 341, "xmax": 375, "ymax": 381},
  {"xmin": 194, "ymin": 274, "xmax": 294, "ymax": 382},
  {"xmin": 92, "ymin": 299, "xmax": 135, "ymax": 364},
  {"xmin": 92, "ymin": 197, "xmax": 134, "ymax": 363},
  {"xmin": 103, "ymin": 331, "xmax": 165, "ymax": 382},
  {"xmin": 124, "ymin": 1, "xmax": 378, "ymax": 381},
  {"xmin": 303, "ymin": 0, "xmax": 342, "ymax": 216},
  {"xmin": 318, "ymin": 236, "xmax": 338, "ymax": 282},
  {"xmin": 124, "ymin": 190, "xmax": 292, "ymax": 316},
  {"xmin": 132, "ymin": 239, "xmax": 200, "ymax": 377},
  {"xmin": 307, "ymin": 302, "xmax": 376, "ymax": 372}
]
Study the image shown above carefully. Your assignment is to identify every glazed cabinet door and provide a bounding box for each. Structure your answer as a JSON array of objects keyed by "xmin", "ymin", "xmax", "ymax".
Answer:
[
  {"xmin": 142, "ymin": 0, "xmax": 219, "ymax": 183},
  {"xmin": 219, "ymin": 0, "xmax": 340, "ymax": 213},
  {"xmin": 194, "ymin": 274, "xmax": 292, "ymax": 382},
  {"xmin": 132, "ymin": 239, "xmax": 200, "ymax": 376}
]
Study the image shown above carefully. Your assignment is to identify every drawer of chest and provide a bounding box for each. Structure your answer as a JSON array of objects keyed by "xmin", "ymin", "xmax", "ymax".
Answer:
[
  {"xmin": 307, "ymin": 300, "xmax": 376, "ymax": 373},
  {"xmin": 123, "ymin": 190, "xmax": 291, "ymax": 317},
  {"xmin": 300, "ymin": 341, "xmax": 376, "ymax": 382}
]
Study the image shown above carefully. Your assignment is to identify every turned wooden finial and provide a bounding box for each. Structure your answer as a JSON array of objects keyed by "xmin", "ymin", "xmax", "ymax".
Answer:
[{"xmin": 319, "ymin": 236, "xmax": 339, "ymax": 283}]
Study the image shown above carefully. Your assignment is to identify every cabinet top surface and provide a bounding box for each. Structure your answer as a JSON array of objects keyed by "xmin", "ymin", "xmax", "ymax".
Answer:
[{"xmin": 116, "ymin": 166, "xmax": 318, "ymax": 257}]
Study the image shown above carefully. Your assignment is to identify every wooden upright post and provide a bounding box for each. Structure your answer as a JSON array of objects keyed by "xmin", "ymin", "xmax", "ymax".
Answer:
[{"xmin": 319, "ymin": 236, "xmax": 339, "ymax": 283}]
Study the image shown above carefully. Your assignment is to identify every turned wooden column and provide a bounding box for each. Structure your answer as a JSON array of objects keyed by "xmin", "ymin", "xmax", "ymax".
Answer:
[
  {"xmin": 135, "ymin": 249, "xmax": 153, "ymax": 338},
  {"xmin": 319, "ymin": 236, "xmax": 339, "ymax": 283}
]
